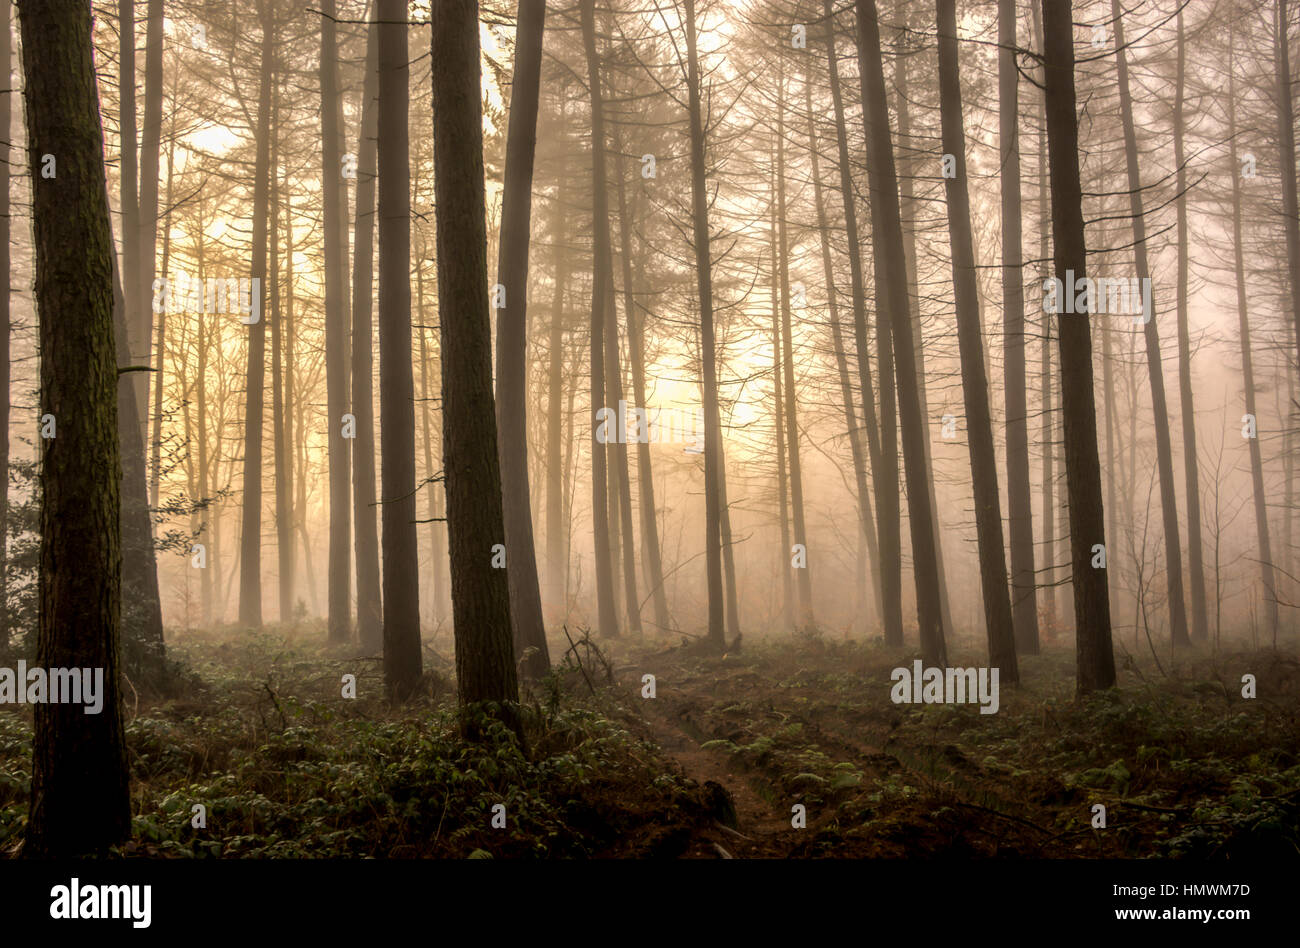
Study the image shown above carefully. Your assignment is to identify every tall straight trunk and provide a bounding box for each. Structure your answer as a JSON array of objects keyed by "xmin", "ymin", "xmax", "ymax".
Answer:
[
  {"xmin": 136, "ymin": 0, "xmax": 162, "ymax": 448},
  {"xmin": 604, "ymin": 274, "xmax": 643, "ymax": 635},
  {"xmin": 1111, "ymin": 0, "xmax": 1190, "ymax": 649},
  {"xmin": 545, "ymin": 152, "xmax": 570, "ymax": 612},
  {"xmin": 416, "ymin": 258, "xmax": 446, "ymax": 626},
  {"xmin": 937, "ymin": 0, "xmax": 1018, "ymax": 681},
  {"xmin": 1038, "ymin": 108, "xmax": 1056, "ymax": 634},
  {"xmin": 614, "ymin": 146, "xmax": 671, "ymax": 633},
  {"xmin": 271, "ymin": 89, "xmax": 292, "ymax": 624},
  {"xmin": 893, "ymin": 17, "xmax": 954, "ymax": 638},
  {"xmin": 855, "ymin": 0, "xmax": 946, "ymax": 666},
  {"xmin": 149, "ymin": 79, "xmax": 177, "ymax": 510},
  {"xmin": 19, "ymin": 0, "xmax": 130, "ymax": 855},
  {"xmin": 580, "ymin": 0, "xmax": 620, "ymax": 638},
  {"xmin": 352, "ymin": 17, "xmax": 382, "ymax": 652},
  {"xmin": 0, "ymin": 0, "xmax": 10, "ymax": 649},
  {"xmin": 196, "ymin": 208, "xmax": 213, "ymax": 626},
  {"xmin": 1172, "ymin": 10, "xmax": 1207, "ymax": 642},
  {"xmin": 281, "ymin": 180, "xmax": 297, "ymax": 618},
  {"xmin": 1040, "ymin": 0, "xmax": 1115, "ymax": 691},
  {"xmin": 824, "ymin": 0, "xmax": 892, "ymax": 640},
  {"xmin": 1278, "ymin": 0, "xmax": 1300, "ymax": 373},
  {"xmin": 999, "ymin": 0, "xmax": 1039, "ymax": 654},
  {"xmin": 806, "ymin": 74, "xmax": 882, "ymax": 626},
  {"xmin": 238, "ymin": 7, "xmax": 274, "ymax": 629},
  {"xmin": 118, "ymin": 0, "xmax": 141, "ymax": 430},
  {"xmin": 322, "ymin": 0, "xmax": 352, "ymax": 641},
  {"xmin": 431, "ymin": 0, "xmax": 520, "ymax": 724},
  {"xmin": 378, "ymin": 0, "xmax": 421, "ymax": 699},
  {"xmin": 717, "ymin": 418, "xmax": 741, "ymax": 640},
  {"xmin": 495, "ymin": 0, "xmax": 551, "ymax": 676},
  {"xmin": 775, "ymin": 62, "xmax": 814, "ymax": 628},
  {"xmin": 682, "ymin": 0, "xmax": 725, "ymax": 647},
  {"xmin": 1228, "ymin": 30, "xmax": 1281, "ymax": 642},
  {"xmin": 770, "ymin": 187, "xmax": 795, "ymax": 634}
]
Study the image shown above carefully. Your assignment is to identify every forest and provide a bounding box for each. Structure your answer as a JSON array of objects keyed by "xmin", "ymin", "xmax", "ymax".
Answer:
[{"xmin": 0, "ymin": 0, "xmax": 1296, "ymax": 894}]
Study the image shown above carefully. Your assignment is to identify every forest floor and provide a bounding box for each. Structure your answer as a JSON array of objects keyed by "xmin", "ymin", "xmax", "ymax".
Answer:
[{"xmin": 0, "ymin": 623, "xmax": 1297, "ymax": 858}]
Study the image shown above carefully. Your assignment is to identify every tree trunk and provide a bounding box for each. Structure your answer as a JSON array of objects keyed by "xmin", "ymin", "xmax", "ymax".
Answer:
[
  {"xmin": 495, "ymin": 0, "xmax": 551, "ymax": 678},
  {"xmin": 136, "ymin": 0, "xmax": 162, "ymax": 450},
  {"xmin": 19, "ymin": 0, "xmax": 131, "ymax": 855},
  {"xmin": 855, "ymin": 0, "xmax": 946, "ymax": 666},
  {"xmin": 322, "ymin": 0, "xmax": 352, "ymax": 642},
  {"xmin": 824, "ymin": 0, "xmax": 891, "ymax": 639},
  {"xmin": 775, "ymin": 62, "xmax": 815, "ymax": 629},
  {"xmin": 238, "ymin": 6, "xmax": 274, "ymax": 629},
  {"xmin": 937, "ymin": 0, "xmax": 1018, "ymax": 682},
  {"xmin": 682, "ymin": 0, "xmax": 725, "ymax": 649},
  {"xmin": 270, "ymin": 86, "xmax": 292, "ymax": 624},
  {"xmin": 545, "ymin": 135, "xmax": 570, "ymax": 615},
  {"xmin": 580, "ymin": 0, "xmax": 621, "ymax": 639},
  {"xmin": 378, "ymin": 0, "xmax": 421, "ymax": 699},
  {"xmin": 1111, "ymin": 0, "xmax": 1190, "ymax": 650},
  {"xmin": 614, "ymin": 144, "xmax": 671, "ymax": 634},
  {"xmin": 1040, "ymin": 0, "xmax": 1115, "ymax": 691},
  {"xmin": 998, "ymin": 0, "xmax": 1039, "ymax": 654},
  {"xmin": 352, "ymin": 16, "xmax": 383, "ymax": 652},
  {"xmin": 431, "ymin": 0, "xmax": 520, "ymax": 726},
  {"xmin": 1277, "ymin": 0, "xmax": 1300, "ymax": 374},
  {"xmin": 1228, "ymin": 27, "xmax": 1281, "ymax": 643}
]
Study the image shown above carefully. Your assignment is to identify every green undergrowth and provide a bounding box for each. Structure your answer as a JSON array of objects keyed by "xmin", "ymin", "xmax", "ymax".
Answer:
[{"xmin": 0, "ymin": 626, "xmax": 711, "ymax": 858}]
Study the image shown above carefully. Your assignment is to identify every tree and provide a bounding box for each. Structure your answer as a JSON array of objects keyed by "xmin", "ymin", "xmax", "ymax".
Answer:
[
  {"xmin": 580, "ymin": 0, "xmax": 621, "ymax": 639},
  {"xmin": 496, "ymin": 0, "xmax": 552, "ymax": 680},
  {"xmin": 352, "ymin": 17, "xmax": 383, "ymax": 653},
  {"xmin": 19, "ymin": 0, "xmax": 131, "ymax": 856},
  {"xmin": 1039, "ymin": 0, "xmax": 1115, "ymax": 692},
  {"xmin": 855, "ymin": 0, "xmax": 946, "ymax": 666},
  {"xmin": 999, "ymin": 0, "xmax": 1040, "ymax": 654},
  {"xmin": 377, "ymin": 0, "xmax": 421, "ymax": 700},
  {"xmin": 432, "ymin": 0, "xmax": 521, "ymax": 726},
  {"xmin": 237, "ymin": 2, "xmax": 275, "ymax": 629},
  {"xmin": 1111, "ymin": 0, "xmax": 1190, "ymax": 649},
  {"xmin": 936, "ymin": 0, "xmax": 1018, "ymax": 683},
  {"xmin": 322, "ymin": 0, "xmax": 352, "ymax": 642}
]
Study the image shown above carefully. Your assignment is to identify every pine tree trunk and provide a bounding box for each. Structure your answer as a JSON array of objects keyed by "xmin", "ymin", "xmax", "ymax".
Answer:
[
  {"xmin": 999, "ymin": 0, "xmax": 1039, "ymax": 654},
  {"xmin": 823, "ymin": 0, "xmax": 891, "ymax": 639},
  {"xmin": 580, "ymin": 0, "xmax": 621, "ymax": 639},
  {"xmin": 937, "ymin": 0, "xmax": 1018, "ymax": 682},
  {"xmin": 1111, "ymin": 0, "xmax": 1190, "ymax": 649},
  {"xmin": 855, "ymin": 0, "xmax": 946, "ymax": 666},
  {"xmin": 322, "ymin": 0, "xmax": 352, "ymax": 642},
  {"xmin": 1277, "ymin": 0, "xmax": 1300, "ymax": 374},
  {"xmin": 1228, "ymin": 28, "xmax": 1281, "ymax": 642},
  {"xmin": 431, "ymin": 0, "xmax": 520, "ymax": 725},
  {"xmin": 378, "ymin": 0, "xmax": 421, "ymax": 699},
  {"xmin": 775, "ymin": 63, "xmax": 815, "ymax": 629},
  {"xmin": 19, "ymin": 0, "xmax": 131, "ymax": 855},
  {"xmin": 238, "ymin": 6, "xmax": 274, "ymax": 629},
  {"xmin": 1040, "ymin": 0, "xmax": 1115, "ymax": 691},
  {"xmin": 352, "ymin": 17, "xmax": 383, "ymax": 652},
  {"xmin": 0, "ymin": 0, "xmax": 11, "ymax": 650},
  {"xmin": 496, "ymin": 0, "xmax": 551, "ymax": 677}
]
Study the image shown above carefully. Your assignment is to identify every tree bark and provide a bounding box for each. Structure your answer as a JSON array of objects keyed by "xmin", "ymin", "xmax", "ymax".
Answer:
[
  {"xmin": 238, "ymin": 6, "xmax": 274, "ymax": 629},
  {"xmin": 580, "ymin": 0, "xmax": 621, "ymax": 639},
  {"xmin": 378, "ymin": 0, "xmax": 421, "ymax": 699},
  {"xmin": 937, "ymin": 0, "xmax": 1018, "ymax": 682},
  {"xmin": 432, "ymin": 0, "xmax": 520, "ymax": 726},
  {"xmin": 998, "ymin": 0, "xmax": 1039, "ymax": 654},
  {"xmin": 1040, "ymin": 0, "xmax": 1115, "ymax": 691},
  {"xmin": 855, "ymin": 0, "xmax": 946, "ymax": 666},
  {"xmin": 495, "ymin": 0, "xmax": 551, "ymax": 678},
  {"xmin": 352, "ymin": 16, "xmax": 383, "ymax": 652},
  {"xmin": 1111, "ymin": 0, "xmax": 1190, "ymax": 649},
  {"xmin": 19, "ymin": 0, "xmax": 131, "ymax": 855}
]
